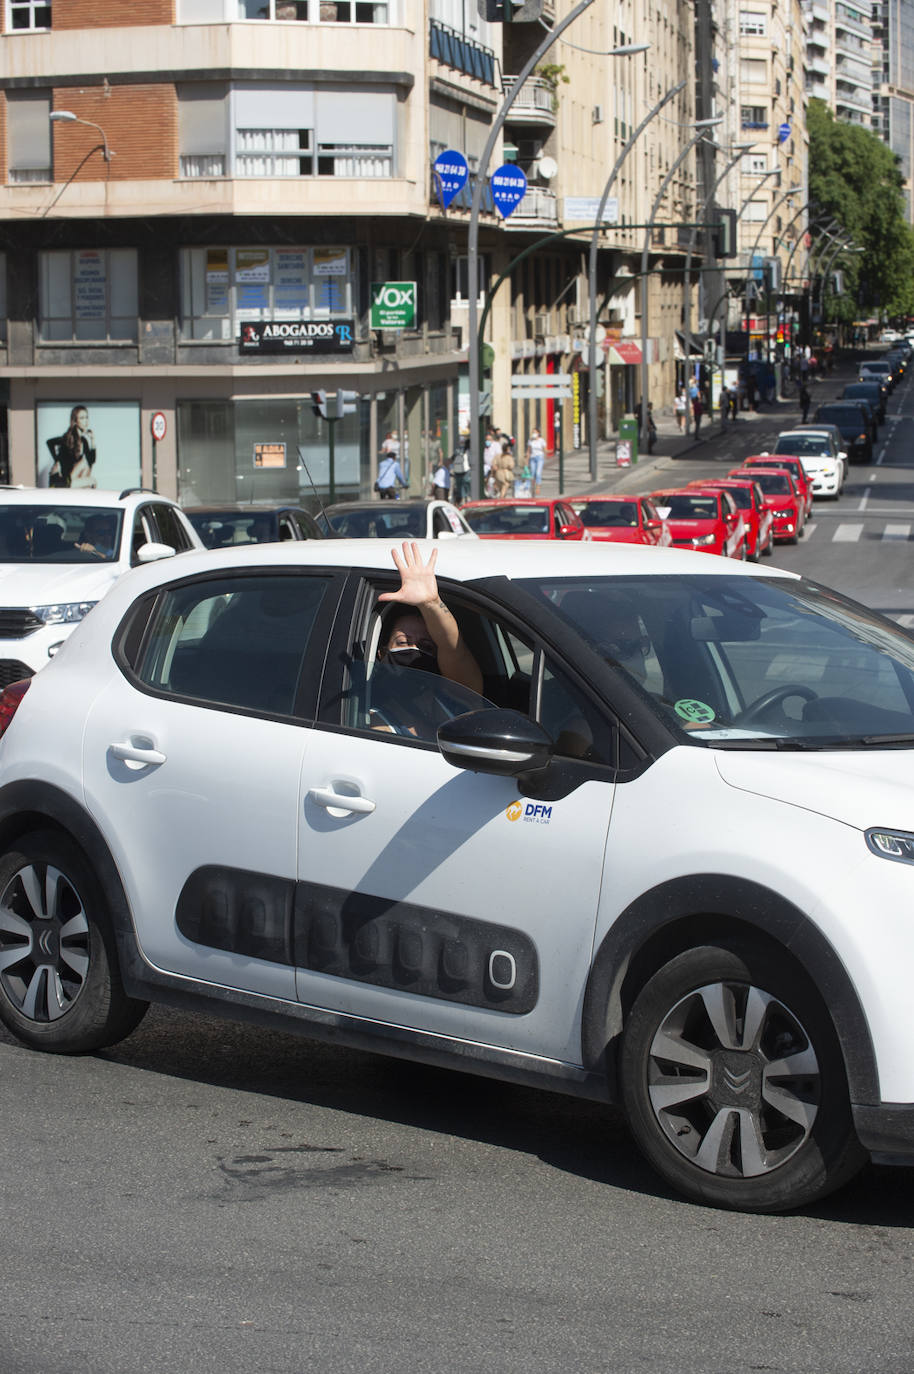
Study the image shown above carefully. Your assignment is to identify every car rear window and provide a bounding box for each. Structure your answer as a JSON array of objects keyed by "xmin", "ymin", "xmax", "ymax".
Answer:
[
  {"xmin": 0, "ymin": 504, "xmax": 123, "ymax": 563},
  {"xmin": 326, "ymin": 507, "xmax": 424, "ymax": 538},
  {"xmin": 749, "ymin": 471, "xmax": 792, "ymax": 494},
  {"xmin": 656, "ymin": 495, "xmax": 718, "ymax": 519},
  {"xmin": 463, "ymin": 505, "xmax": 550, "ymax": 535},
  {"xmin": 575, "ymin": 501, "xmax": 639, "ymax": 527},
  {"xmin": 773, "ymin": 437, "xmax": 823, "ymax": 456}
]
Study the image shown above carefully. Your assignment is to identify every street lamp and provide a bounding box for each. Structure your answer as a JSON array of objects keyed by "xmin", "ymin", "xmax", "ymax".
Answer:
[
  {"xmin": 49, "ymin": 110, "xmax": 112, "ymax": 162},
  {"xmin": 586, "ymin": 76, "xmax": 685, "ymax": 477},
  {"xmin": 639, "ymin": 117, "xmax": 723, "ymax": 441}
]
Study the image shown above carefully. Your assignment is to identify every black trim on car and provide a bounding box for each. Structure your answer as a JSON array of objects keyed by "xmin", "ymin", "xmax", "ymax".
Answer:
[
  {"xmin": 580, "ymin": 873, "xmax": 879, "ymax": 1107},
  {"xmin": 852, "ymin": 1103, "xmax": 914, "ymax": 1158}
]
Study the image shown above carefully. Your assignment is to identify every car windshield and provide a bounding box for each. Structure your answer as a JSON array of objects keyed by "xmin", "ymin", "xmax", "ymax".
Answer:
[
  {"xmin": 750, "ymin": 471, "xmax": 792, "ymax": 495},
  {"xmin": 188, "ymin": 511, "xmax": 279, "ymax": 548},
  {"xmin": 712, "ymin": 486, "xmax": 751, "ymax": 510},
  {"xmin": 463, "ymin": 505, "xmax": 550, "ymax": 535},
  {"xmin": 323, "ymin": 507, "xmax": 424, "ymax": 538},
  {"xmin": 520, "ymin": 573, "xmax": 914, "ymax": 747},
  {"xmin": 0, "ymin": 504, "xmax": 123, "ymax": 563},
  {"xmin": 658, "ymin": 495, "xmax": 718, "ymax": 520},
  {"xmin": 774, "ymin": 437, "xmax": 823, "ymax": 456},
  {"xmin": 574, "ymin": 500, "xmax": 640, "ymax": 528}
]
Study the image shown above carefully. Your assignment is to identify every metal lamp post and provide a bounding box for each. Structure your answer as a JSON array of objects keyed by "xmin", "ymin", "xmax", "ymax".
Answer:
[
  {"xmin": 585, "ymin": 75, "xmax": 684, "ymax": 478},
  {"xmin": 638, "ymin": 118, "xmax": 722, "ymax": 441},
  {"xmin": 49, "ymin": 109, "xmax": 112, "ymax": 162}
]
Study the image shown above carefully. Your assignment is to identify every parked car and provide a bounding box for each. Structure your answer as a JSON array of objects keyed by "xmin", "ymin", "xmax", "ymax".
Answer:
[
  {"xmin": 649, "ymin": 487, "xmax": 746, "ymax": 558},
  {"xmin": 689, "ymin": 478, "xmax": 773, "ymax": 560},
  {"xmin": 186, "ymin": 504, "xmax": 325, "ymax": 548},
  {"xmin": 461, "ymin": 498, "xmax": 590, "ymax": 540},
  {"xmin": 842, "ymin": 379, "xmax": 888, "ymax": 424},
  {"xmin": 742, "ymin": 454, "xmax": 816, "ymax": 515},
  {"xmin": 570, "ymin": 495, "xmax": 671, "ymax": 547},
  {"xmin": 811, "ymin": 405, "xmax": 874, "ymax": 465},
  {"xmin": 728, "ymin": 467, "xmax": 804, "ymax": 543},
  {"xmin": 6, "ymin": 538, "xmax": 914, "ymax": 1213},
  {"xmin": 0, "ymin": 488, "xmax": 203, "ymax": 687},
  {"xmin": 316, "ymin": 500, "xmax": 475, "ymax": 540}
]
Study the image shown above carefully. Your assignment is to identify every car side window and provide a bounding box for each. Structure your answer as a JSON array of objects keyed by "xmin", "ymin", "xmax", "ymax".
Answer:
[
  {"xmin": 151, "ymin": 503, "xmax": 193, "ymax": 552},
  {"xmin": 131, "ymin": 510, "xmax": 156, "ymax": 563},
  {"xmin": 432, "ymin": 508, "xmax": 452, "ymax": 537},
  {"xmin": 129, "ymin": 573, "xmax": 331, "ymax": 716},
  {"xmin": 539, "ymin": 659, "xmax": 615, "ymax": 764}
]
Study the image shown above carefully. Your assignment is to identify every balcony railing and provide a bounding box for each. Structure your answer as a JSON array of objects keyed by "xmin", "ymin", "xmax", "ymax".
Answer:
[
  {"xmin": 429, "ymin": 19, "xmax": 496, "ymax": 87},
  {"xmin": 504, "ymin": 186, "xmax": 558, "ymax": 227},
  {"xmin": 501, "ymin": 76, "xmax": 557, "ymax": 126},
  {"xmin": 428, "ymin": 169, "xmax": 495, "ymax": 214}
]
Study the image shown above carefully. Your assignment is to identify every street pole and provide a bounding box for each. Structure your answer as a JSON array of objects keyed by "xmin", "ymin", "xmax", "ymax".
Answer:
[
  {"xmin": 639, "ymin": 122, "xmax": 721, "ymax": 442},
  {"xmin": 467, "ymin": 0, "xmax": 596, "ymax": 497},
  {"xmin": 586, "ymin": 78, "xmax": 685, "ymax": 478}
]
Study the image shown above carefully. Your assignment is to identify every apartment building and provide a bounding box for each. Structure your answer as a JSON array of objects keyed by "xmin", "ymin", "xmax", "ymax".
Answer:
[{"xmin": 873, "ymin": 0, "xmax": 914, "ymax": 221}]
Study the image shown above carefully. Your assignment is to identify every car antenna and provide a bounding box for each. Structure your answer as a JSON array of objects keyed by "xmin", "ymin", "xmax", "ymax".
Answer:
[{"xmin": 296, "ymin": 445, "xmax": 332, "ymax": 526}]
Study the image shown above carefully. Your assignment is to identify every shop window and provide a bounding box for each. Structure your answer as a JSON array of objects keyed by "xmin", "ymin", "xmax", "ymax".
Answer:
[
  {"xmin": 38, "ymin": 250, "xmax": 138, "ymax": 344},
  {"xmin": 6, "ymin": 91, "xmax": 51, "ymax": 184},
  {"xmin": 179, "ymin": 246, "xmax": 354, "ymax": 341},
  {"xmin": 7, "ymin": 0, "xmax": 50, "ymax": 29},
  {"xmin": 0, "ymin": 253, "xmax": 6, "ymax": 343}
]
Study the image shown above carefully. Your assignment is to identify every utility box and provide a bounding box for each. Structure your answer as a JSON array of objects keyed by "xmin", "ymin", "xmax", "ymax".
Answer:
[{"xmin": 617, "ymin": 416, "xmax": 639, "ymax": 467}]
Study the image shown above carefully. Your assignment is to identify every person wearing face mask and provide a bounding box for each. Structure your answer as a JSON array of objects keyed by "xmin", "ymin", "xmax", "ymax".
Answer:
[{"xmin": 369, "ymin": 541, "xmax": 484, "ymax": 736}]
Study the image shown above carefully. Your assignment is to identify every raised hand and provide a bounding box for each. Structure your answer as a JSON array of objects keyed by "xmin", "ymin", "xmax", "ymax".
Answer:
[{"xmin": 377, "ymin": 541, "xmax": 439, "ymax": 608}]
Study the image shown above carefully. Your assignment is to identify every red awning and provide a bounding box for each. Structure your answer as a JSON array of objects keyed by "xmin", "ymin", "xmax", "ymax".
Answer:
[{"xmin": 609, "ymin": 341, "xmax": 642, "ymax": 365}]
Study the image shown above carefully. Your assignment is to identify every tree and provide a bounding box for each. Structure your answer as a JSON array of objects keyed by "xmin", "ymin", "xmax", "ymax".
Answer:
[{"xmin": 807, "ymin": 99, "xmax": 914, "ymax": 320}]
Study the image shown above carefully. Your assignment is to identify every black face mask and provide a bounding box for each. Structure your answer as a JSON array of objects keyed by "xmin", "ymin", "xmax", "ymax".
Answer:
[{"xmin": 386, "ymin": 646, "xmax": 439, "ymax": 672}]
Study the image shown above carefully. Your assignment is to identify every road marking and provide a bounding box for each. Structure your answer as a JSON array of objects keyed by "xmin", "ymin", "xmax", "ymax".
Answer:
[
  {"xmin": 803, "ymin": 522, "xmax": 817, "ymax": 538},
  {"xmin": 833, "ymin": 523, "xmax": 863, "ymax": 542},
  {"xmin": 857, "ymin": 487, "xmax": 870, "ymax": 513},
  {"xmin": 883, "ymin": 524, "xmax": 911, "ymax": 540},
  {"xmin": 895, "ymin": 614, "xmax": 914, "ymax": 628}
]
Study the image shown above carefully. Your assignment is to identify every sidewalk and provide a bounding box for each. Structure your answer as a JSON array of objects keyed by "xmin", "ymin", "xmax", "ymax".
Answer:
[{"xmin": 535, "ymin": 356, "xmax": 861, "ymax": 501}]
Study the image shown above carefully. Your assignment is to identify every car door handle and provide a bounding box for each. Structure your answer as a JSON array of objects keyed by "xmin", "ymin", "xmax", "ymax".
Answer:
[
  {"xmin": 308, "ymin": 787, "xmax": 376, "ymax": 815},
  {"xmin": 109, "ymin": 740, "xmax": 167, "ymax": 767}
]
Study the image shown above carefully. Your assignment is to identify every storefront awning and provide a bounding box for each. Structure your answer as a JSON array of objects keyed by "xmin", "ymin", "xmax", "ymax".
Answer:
[{"xmin": 608, "ymin": 341, "xmax": 642, "ymax": 365}]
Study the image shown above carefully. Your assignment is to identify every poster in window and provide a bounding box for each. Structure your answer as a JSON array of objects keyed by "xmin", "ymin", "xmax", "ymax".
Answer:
[
  {"xmin": 274, "ymin": 250, "xmax": 309, "ymax": 313},
  {"xmin": 74, "ymin": 251, "xmax": 107, "ymax": 322},
  {"xmin": 313, "ymin": 248, "xmax": 348, "ymax": 277},
  {"xmin": 206, "ymin": 248, "xmax": 230, "ymax": 313},
  {"xmin": 35, "ymin": 401, "xmax": 141, "ymax": 492},
  {"xmin": 235, "ymin": 249, "xmax": 271, "ymax": 283}
]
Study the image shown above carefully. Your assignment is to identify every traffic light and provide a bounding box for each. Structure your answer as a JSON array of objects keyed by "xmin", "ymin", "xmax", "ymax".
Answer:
[
  {"xmin": 477, "ymin": 0, "xmax": 543, "ymax": 20},
  {"xmin": 311, "ymin": 390, "xmax": 328, "ymax": 419},
  {"xmin": 335, "ymin": 390, "xmax": 359, "ymax": 418},
  {"xmin": 713, "ymin": 208, "xmax": 737, "ymax": 258}
]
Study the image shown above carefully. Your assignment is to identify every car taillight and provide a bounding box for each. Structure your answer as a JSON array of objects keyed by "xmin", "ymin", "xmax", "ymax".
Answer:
[{"xmin": 0, "ymin": 678, "xmax": 31, "ymax": 740}]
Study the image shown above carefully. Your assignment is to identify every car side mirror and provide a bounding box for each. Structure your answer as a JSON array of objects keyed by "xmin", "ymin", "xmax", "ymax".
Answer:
[
  {"xmin": 437, "ymin": 708, "xmax": 553, "ymax": 777},
  {"xmin": 556, "ymin": 524, "xmax": 576, "ymax": 539},
  {"xmin": 135, "ymin": 541, "xmax": 176, "ymax": 564}
]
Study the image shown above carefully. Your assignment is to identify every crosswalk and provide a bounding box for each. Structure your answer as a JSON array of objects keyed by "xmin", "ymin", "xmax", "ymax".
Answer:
[{"xmin": 800, "ymin": 520, "xmax": 913, "ymax": 542}]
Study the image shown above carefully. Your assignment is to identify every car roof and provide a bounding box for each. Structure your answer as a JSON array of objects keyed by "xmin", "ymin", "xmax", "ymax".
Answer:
[
  {"xmin": 186, "ymin": 504, "xmax": 303, "ymax": 515},
  {"xmin": 0, "ymin": 487, "xmax": 166, "ymax": 509},
  {"xmin": 95, "ymin": 537, "xmax": 802, "ymax": 594},
  {"xmin": 324, "ymin": 500, "xmax": 447, "ymax": 513}
]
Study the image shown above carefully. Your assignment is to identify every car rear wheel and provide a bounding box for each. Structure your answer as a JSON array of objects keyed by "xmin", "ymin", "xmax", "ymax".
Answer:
[
  {"xmin": 0, "ymin": 830, "xmax": 147, "ymax": 1053},
  {"xmin": 620, "ymin": 943, "xmax": 865, "ymax": 1212}
]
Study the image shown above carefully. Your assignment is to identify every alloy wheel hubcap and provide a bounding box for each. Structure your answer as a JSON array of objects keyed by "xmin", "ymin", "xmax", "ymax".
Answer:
[
  {"xmin": 646, "ymin": 980, "xmax": 820, "ymax": 1178},
  {"xmin": 0, "ymin": 862, "xmax": 90, "ymax": 1021}
]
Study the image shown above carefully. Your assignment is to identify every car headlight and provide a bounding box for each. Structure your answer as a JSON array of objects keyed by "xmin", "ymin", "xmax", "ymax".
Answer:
[
  {"xmin": 772, "ymin": 507, "xmax": 792, "ymax": 518},
  {"xmin": 692, "ymin": 532, "xmax": 717, "ymax": 546},
  {"xmin": 866, "ymin": 829, "xmax": 914, "ymax": 863},
  {"xmin": 30, "ymin": 601, "xmax": 98, "ymax": 625}
]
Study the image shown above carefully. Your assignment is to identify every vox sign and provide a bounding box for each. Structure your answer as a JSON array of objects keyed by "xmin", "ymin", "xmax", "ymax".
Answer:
[{"xmin": 370, "ymin": 281, "xmax": 417, "ymax": 330}]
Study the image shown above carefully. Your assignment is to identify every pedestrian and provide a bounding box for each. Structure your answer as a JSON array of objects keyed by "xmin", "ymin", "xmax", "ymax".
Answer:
[
  {"xmin": 431, "ymin": 453, "xmax": 451, "ymax": 501},
  {"xmin": 449, "ymin": 439, "xmax": 471, "ymax": 505},
  {"xmin": 691, "ymin": 389, "xmax": 703, "ymax": 438},
  {"xmin": 644, "ymin": 402, "xmax": 657, "ymax": 453},
  {"xmin": 375, "ymin": 449, "xmax": 407, "ymax": 499},
  {"xmin": 526, "ymin": 428, "xmax": 546, "ymax": 496},
  {"xmin": 729, "ymin": 386, "xmax": 738, "ymax": 421},
  {"xmin": 483, "ymin": 427, "xmax": 501, "ymax": 497},
  {"xmin": 673, "ymin": 388, "xmax": 687, "ymax": 431},
  {"xmin": 799, "ymin": 383, "xmax": 811, "ymax": 423},
  {"xmin": 719, "ymin": 385, "xmax": 729, "ymax": 426},
  {"xmin": 492, "ymin": 436, "xmax": 515, "ymax": 498}
]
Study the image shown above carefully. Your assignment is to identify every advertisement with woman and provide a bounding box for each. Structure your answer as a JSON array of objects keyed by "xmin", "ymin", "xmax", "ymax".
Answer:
[{"xmin": 36, "ymin": 402, "xmax": 141, "ymax": 491}]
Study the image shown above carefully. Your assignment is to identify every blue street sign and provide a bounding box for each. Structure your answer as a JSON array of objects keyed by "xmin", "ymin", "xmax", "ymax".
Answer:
[
  {"xmin": 433, "ymin": 150, "xmax": 468, "ymax": 208},
  {"xmin": 778, "ymin": 122, "xmax": 791, "ymax": 144},
  {"xmin": 491, "ymin": 164, "xmax": 527, "ymax": 218}
]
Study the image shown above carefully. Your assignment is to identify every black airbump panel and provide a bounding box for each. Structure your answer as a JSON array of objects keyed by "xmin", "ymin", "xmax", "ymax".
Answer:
[{"xmin": 175, "ymin": 867, "xmax": 538, "ymax": 1015}]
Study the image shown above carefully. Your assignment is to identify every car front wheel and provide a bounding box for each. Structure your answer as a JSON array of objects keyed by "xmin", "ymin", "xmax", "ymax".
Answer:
[
  {"xmin": 620, "ymin": 943, "xmax": 865, "ymax": 1211},
  {"xmin": 0, "ymin": 830, "xmax": 147, "ymax": 1053}
]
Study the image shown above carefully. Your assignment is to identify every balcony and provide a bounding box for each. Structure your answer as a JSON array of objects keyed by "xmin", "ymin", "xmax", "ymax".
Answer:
[
  {"xmin": 503, "ymin": 185, "xmax": 558, "ymax": 229},
  {"xmin": 429, "ymin": 19, "xmax": 496, "ymax": 86},
  {"xmin": 502, "ymin": 76, "xmax": 557, "ymax": 129}
]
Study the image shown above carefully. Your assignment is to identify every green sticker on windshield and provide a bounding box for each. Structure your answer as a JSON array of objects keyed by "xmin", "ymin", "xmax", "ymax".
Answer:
[{"xmin": 674, "ymin": 698, "xmax": 716, "ymax": 724}]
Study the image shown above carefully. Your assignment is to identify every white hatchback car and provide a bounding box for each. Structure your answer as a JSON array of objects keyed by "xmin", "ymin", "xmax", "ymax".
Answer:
[
  {"xmin": 771, "ymin": 430, "xmax": 844, "ymax": 497},
  {"xmin": 3, "ymin": 539, "xmax": 914, "ymax": 1213},
  {"xmin": 0, "ymin": 488, "xmax": 202, "ymax": 684},
  {"xmin": 317, "ymin": 499, "xmax": 476, "ymax": 540}
]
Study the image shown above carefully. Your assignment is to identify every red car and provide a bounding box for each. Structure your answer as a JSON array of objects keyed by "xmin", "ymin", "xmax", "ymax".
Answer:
[
  {"xmin": 460, "ymin": 498, "xmax": 590, "ymax": 540},
  {"xmin": 728, "ymin": 466, "xmax": 803, "ymax": 544},
  {"xmin": 688, "ymin": 478, "xmax": 773, "ymax": 560},
  {"xmin": 649, "ymin": 487, "xmax": 746, "ymax": 558},
  {"xmin": 740, "ymin": 455, "xmax": 813, "ymax": 522},
  {"xmin": 570, "ymin": 495, "xmax": 672, "ymax": 547}
]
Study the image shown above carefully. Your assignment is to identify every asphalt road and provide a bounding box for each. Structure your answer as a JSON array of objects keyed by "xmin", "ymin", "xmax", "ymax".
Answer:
[{"xmin": 5, "ymin": 376, "xmax": 914, "ymax": 1373}]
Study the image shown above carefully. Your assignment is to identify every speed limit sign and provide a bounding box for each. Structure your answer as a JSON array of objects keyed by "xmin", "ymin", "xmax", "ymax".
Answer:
[{"xmin": 151, "ymin": 411, "xmax": 167, "ymax": 442}]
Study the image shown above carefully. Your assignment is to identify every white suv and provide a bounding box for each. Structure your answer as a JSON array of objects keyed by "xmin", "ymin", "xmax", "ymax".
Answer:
[{"xmin": 0, "ymin": 488, "xmax": 203, "ymax": 685}]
